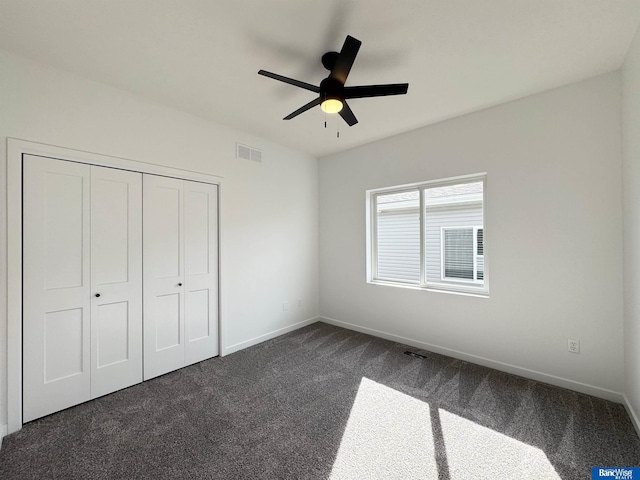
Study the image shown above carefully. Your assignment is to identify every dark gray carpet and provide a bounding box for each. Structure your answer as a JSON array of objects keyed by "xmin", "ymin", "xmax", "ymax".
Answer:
[{"xmin": 1, "ymin": 322, "xmax": 639, "ymax": 479}]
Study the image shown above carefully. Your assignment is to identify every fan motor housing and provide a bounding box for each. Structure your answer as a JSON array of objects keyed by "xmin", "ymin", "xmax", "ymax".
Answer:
[
  {"xmin": 320, "ymin": 77, "xmax": 344, "ymax": 102},
  {"xmin": 321, "ymin": 51, "xmax": 339, "ymax": 71}
]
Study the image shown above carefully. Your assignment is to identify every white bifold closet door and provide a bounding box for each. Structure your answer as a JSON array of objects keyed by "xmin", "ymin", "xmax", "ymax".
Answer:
[
  {"xmin": 23, "ymin": 155, "xmax": 143, "ymax": 422},
  {"xmin": 90, "ymin": 166, "xmax": 143, "ymax": 397},
  {"xmin": 143, "ymin": 174, "xmax": 218, "ymax": 380}
]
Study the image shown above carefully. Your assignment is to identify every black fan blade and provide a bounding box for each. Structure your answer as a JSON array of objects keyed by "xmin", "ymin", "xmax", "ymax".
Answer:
[
  {"xmin": 258, "ymin": 70, "xmax": 320, "ymax": 93},
  {"xmin": 339, "ymin": 101, "xmax": 358, "ymax": 126},
  {"xmin": 330, "ymin": 35, "xmax": 361, "ymax": 84},
  {"xmin": 344, "ymin": 83, "xmax": 409, "ymax": 99},
  {"xmin": 284, "ymin": 97, "xmax": 322, "ymax": 120}
]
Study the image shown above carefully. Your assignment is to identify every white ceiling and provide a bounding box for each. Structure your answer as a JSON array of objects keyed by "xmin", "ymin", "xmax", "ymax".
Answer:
[{"xmin": 1, "ymin": 1, "xmax": 640, "ymax": 158}]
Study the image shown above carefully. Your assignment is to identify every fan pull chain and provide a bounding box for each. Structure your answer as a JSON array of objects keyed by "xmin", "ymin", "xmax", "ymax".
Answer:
[
  {"xmin": 337, "ymin": 120, "xmax": 340, "ymax": 138},
  {"xmin": 324, "ymin": 111, "xmax": 327, "ymax": 129}
]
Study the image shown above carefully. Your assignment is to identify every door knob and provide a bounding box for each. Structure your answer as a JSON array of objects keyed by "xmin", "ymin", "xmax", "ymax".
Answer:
[
  {"xmin": 178, "ymin": 283, "xmax": 183, "ymax": 287},
  {"xmin": 95, "ymin": 293, "xmax": 101, "ymax": 298}
]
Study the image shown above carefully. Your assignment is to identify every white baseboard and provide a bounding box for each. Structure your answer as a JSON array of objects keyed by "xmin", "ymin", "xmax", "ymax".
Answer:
[
  {"xmin": 319, "ymin": 316, "xmax": 624, "ymax": 403},
  {"xmin": 223, "ymin": 316, "xmax": 320, "ymax": 356},
  {"xmin": 0, "ymin": 424, "xmax": 7, "ymax": 450},
  {"xmin": 622, "ymin": 394, "xmax": 640, "ymax": 437}
]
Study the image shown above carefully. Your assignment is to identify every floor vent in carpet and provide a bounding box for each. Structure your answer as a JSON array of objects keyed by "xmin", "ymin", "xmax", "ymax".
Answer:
[{"xmin": 404, "ymin": 351, "xmax": 427, "ymax": 359}]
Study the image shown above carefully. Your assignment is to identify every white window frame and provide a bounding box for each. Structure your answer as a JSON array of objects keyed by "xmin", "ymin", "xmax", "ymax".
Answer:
[
  {"xmin": 366, "ymin": 173, "xmax": 488, "ymax": 297},
  {"xmin": 440, "ymin": 226, "xmax": 483, "ymax": 284}
]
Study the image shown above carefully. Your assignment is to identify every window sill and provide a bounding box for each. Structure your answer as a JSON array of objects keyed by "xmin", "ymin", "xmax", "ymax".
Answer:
[{"xmin": 367, "ymin": 279, "xmax": 490, "ymax": 298}]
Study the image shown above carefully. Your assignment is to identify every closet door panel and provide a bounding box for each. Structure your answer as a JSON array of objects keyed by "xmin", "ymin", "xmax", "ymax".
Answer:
[
  {"xmin": 23, "ymin": 155, "xmax": 91, "ymax": 422},
  {"xmin": 153, "ymin": 186, "xmax": 182, "ymax": 278},
  {"xmin": 95, "ymin": 302, "xmax": 129, "ymax": 366},
  {"xmin": 90, "ymin": 166, "xmax": 143, "ymax": 398},
  {"xmin": 143, "ymin": 175, "xmax": 185, "ymax": 380},
  {"xmin": 155, "ymin": 293, "xmax": 182, "ymax": 350},
  {"xmin": 184, "ymin": 182, "xmax": 219, "ymax": 365}
]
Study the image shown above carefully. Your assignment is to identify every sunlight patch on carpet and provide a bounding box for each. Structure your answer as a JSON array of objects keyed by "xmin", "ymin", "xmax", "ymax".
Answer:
[
  {"xmin": 439, "ymin": 408, "xmax": 561, "ymax": 479},
  {"xmin": 330, "ymin": 377, "xmax": 561, "ymax": 479},
  {"xmin": 329, "ymin": 377, "xmax": 438, "ymax": 479}
]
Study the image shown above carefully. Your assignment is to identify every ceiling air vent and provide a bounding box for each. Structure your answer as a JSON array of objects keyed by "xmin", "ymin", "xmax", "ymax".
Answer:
[{"xmin": 236, "ymin": 143, "xmax": 262, "ymax": 163}]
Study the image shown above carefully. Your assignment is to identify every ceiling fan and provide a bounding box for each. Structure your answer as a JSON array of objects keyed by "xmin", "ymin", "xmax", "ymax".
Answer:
[{"xmin": 258, "ymin": 35, "xmax": 409, "ymax": 126}]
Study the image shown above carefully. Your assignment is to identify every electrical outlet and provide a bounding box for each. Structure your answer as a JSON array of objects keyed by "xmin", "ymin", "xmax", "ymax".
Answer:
[
  {"xmin": 297, "ymin": 299, "xmax": 302, "ymax": 308},
  {"xmin": 282, "ymin": 302, "xmax": 289, "ymax": 311},
  {"xmin": 568, "ymin": 339, "xmax": 580, "ymax": 354}
]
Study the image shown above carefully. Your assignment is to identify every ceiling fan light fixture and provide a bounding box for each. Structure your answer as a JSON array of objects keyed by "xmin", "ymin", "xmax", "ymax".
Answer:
[
  {"xmin": 321, "ymin": 98, "xmax": 343, "ymax": 114},
  {"xmin": 258, "ymin": 34, "xmax": 408, "ymax": 127}
]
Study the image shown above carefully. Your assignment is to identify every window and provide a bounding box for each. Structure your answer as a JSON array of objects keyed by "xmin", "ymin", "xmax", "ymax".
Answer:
[
  {"xmin": 367, "ymin": 174, "xmax": 487, "ymax": 296},
  {"xmin": 442, "ymin": 227, "xmax": 483, "ymax": 282}
]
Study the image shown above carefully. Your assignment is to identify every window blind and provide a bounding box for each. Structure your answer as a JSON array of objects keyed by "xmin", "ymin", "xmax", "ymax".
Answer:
[{"xmin": 443, "ymin": 228, "xmax": 474, "ymax": 280}]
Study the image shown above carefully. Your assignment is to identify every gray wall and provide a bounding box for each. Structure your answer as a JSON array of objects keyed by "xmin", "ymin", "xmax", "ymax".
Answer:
[
  {"xmin": 623, "ymin": 21, "xmax": 640, "ymax": 431},
  {"xmin": 319, "ymin": 72, "xmax": 623, "ymax": 399}
]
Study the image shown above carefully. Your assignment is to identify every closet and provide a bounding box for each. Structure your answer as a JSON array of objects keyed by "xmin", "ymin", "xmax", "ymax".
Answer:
[{"xmin": 22, "ymin": 154, "xmax": 219, "ymax": 422}]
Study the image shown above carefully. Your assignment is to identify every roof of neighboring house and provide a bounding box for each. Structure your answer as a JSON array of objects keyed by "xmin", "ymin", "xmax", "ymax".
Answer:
[{"xmin": 377, "ymin": 182, "xmax": 483, "ymax": 211}]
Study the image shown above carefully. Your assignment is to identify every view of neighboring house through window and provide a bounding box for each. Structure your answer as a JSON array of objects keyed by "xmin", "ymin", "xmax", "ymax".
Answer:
[
  {"xmin": 376, "ymin": 190, "xmax": 421, "ymax": 282},
  {"xmin": 369, "ymin": 175, "xmax": 487, "ymax": 295},
  {"xmin": 442, "ymin": 227, "xmax": 483, "ymax": 281}
]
